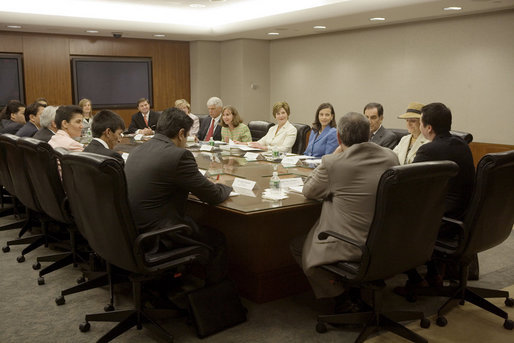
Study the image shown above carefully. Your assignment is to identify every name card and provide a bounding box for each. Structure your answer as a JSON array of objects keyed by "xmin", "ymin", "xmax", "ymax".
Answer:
[
  {"xmin": 200, "ymin": 145, "xmax": 214, "ymax": 151},
  {"xmin": 232, "ymin": 186, "xmax": 256, "ymax": 197},
  {"xmin": 198, "ymin": 169, "xmax": 207, "ymax": 176},
  {"xmin": 280, "ymin": 177, "xmax": 304, "ymax": 190},
  {"xmin": 244, "ymin": 152, "xmax": 264, "ymax": 161},
  {"xmin": 232, "ymin": 177, "xmax": 256, "ymax": 190},
  {"xmin": 281, "ymin": 156, "xmax": 301, "ymax": 166},
  {"xmin": 121, "ymin": 153, "xmax": 129, "ymax": 161},
  {"xmin": 134, "ymin": 134, "xmax": 143, "ymax": 141}
]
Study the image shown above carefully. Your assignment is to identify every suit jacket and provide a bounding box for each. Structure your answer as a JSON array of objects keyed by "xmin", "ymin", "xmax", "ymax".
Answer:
[
  {"xmin": 33, "ymin": 127, "xmax": 55, "ymax": 142},
  {"xmin": 197, "ymin": 115, "xmax": 222, "ymax": 141},
  {"xmin": 15, "ymin": 122, "xmax": 38, "ymax": 137},
  {"xmin": 0, "ymin": 119, "xmax": 23, "ymax": 135},
  {"xmin": 83, "ymin": 139, "xmax": 125, "ymax": 166},
  {"xmin": 304, "ymin": 127, "xmax": 339, "ymax": 158},
  {"xmin": 301, "ymin": 142, "xmax": 399, "ymax": 298},
  {"xmin": 128, "ymin": 110, "xmax": 160, "ymax": 133},
  {"xmin": 370, "ymin": 125, "xmax": 399, "ymax": 149},
  {"xmin": 393, "ymin": 133, "xmax": 429, "ymax": 165},
  {"xmin": 414, "ymin": 132, "xmax": 474, "ymax": 220},
  {"xmin": 125, "ymin": 133, "xmax": 232, "ymax": 249},
  {"xmin": 256, "ymin": 120, "xmax": 297, "ymax": 153}
]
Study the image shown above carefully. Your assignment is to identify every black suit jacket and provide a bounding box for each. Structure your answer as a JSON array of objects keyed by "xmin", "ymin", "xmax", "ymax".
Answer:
[
  {"xmin": 33, "ymin": 128, "xmax": 55, "ymax": 142},
  {"xmin": 15, "ymin": 122, "xmax": 38, "ymax": 137},
  {"xmin": 0, "ymin": 119, "xmax": 23, "ymax": 135},
  {"xmin": 125, "ymin": 134, "xmax": 232, "ymax": 242},
  {"xmin": 83, "ymin": 139, "xmax": 125, "ymax": 166},
  {"xmin": 414, "ymin": 132, "xmax": 475, "ymax": 220},
  {"xmin": 197, "ymin": 115, "xmax": 222, "ymax": 141},
  {"xmin": 370, "ymin": 126, "xmax": 399, "ymax": 149},
  {"xmin": 128, "ymin": 110, "xmax": 160, "ymax": 133}
]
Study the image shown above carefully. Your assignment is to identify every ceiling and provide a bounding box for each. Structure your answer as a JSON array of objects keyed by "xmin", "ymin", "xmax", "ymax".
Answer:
[{"xmin": 1, "ymin": 0, "xmax": 513, "ymax": 41}]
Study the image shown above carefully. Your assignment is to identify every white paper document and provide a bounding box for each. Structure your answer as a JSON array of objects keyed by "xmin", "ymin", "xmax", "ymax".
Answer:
[
  {"xmin": 279, "ymin": 177, "xmax": 304, "ymax": 190},
  {"xmin": 200, "ymin": 145, "xmax": 215, "ymax": 151},
  {"xmin": 232, "ymin": 177, "xmax": 256, "ymax": 190}
]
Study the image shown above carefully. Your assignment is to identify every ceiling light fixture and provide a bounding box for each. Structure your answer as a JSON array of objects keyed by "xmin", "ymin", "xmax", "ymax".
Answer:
[
  {"xmin": 267, "ymin": 32, "xmax": 280, "ymax": 36},
  {"xmin": 86, "ymin": 30, "xmax": 99, "ymax": 33},
  {"xmin": 313, "ymin": 25, "xmax": 326, "ymax": 30},
  {"xmin": 7, "ymin": 25, "xmax": 22, "ymax": 29},
  {"xmin": 189, "ymin": 4, "xmax": 206, "ymax": 8},
  {"xmin": 153, "ymin": 34, "xmax": 165, "ymax": 37},
  {"xmin": 444, "ymin": 7, "xmax": 462, "ymax": 11},
  {"xmin": 369, "ymin": 17, "xmax": 385, "ymax": 21}
]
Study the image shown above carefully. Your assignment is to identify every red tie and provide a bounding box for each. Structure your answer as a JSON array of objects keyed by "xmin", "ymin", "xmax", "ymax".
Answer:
[
  {"xmin": 143, "ymin": 113, "xmax": 149, "ymax": 127},
  {"xmin": 205, "ymin": 119, "xmax": 215, "ymax": 141}
]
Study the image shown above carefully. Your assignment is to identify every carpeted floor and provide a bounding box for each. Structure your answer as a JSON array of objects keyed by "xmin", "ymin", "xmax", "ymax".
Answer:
[{"xmin": 1, "ymin": 214, "xmax": 513, "ymax": 343}]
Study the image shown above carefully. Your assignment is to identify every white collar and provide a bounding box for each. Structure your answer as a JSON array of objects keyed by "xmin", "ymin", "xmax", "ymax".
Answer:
[{"xmin": 93, "ymin": 137, "xmax": 109, "ymax": 149}]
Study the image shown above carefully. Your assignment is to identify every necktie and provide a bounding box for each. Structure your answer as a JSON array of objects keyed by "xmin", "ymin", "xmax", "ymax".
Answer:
[
  {"xmin": 205, "ymin": 119, "xmax": 215, "ymax": 141},
  {"xmin": 143, "ymin": 113, "xmax": 149, "ymax": 127}
]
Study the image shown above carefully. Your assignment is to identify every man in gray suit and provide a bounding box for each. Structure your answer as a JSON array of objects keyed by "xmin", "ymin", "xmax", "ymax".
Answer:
[
  {"xmin": 33, "ymin": 106, "xmax": 58, "ymax": 142},
  {"xmin": 364, "ymin": 102, "xmax": 399, "ymax": 149},
  {"xmin": 291, "ymin": 112, "xmax": 398, "ymax": 310}
]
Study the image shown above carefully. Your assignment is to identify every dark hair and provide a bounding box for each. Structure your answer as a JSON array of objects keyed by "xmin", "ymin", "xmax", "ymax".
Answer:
[
  {"xmin": 337, "ymin": 112, "xmax": 370, "ymax": 147},
  {"xmin": 421, "ymin": 102, "xmax": 452, "ymax": 135},
  {"xmin": 220, "ymin": 105, "xmax": 243, "ymax": 127},
  {"xmin": 91, "ymin": 110, "xmax": 125, "ymax": 138},
  {"xmin": 35, "ymin": 97, "xmax": 48, "ymax": 105},
  {"xmin": 156, "ymin": 107, "xmax": 193, "ymax": 138},
  {"xmin": 312, "ymin": 102, "xmax": 336, "ymax": 133},
  {"xmin": 24, "ymin": 102, "xmax": 44, "ymax": 122},
  {"xmin": 363, "ymin": 102, "xmax": 383, "ymax": 117},
  {"xmin": 55, "ymin": 105, "xmax": 83, "ymax": 130},
  {"xmin": 0, "ymin": 100, "xmax": 25, "ymax": 120},
  {"xmin": 136, "ymin": 98, "xmax": 149, "ymax": 107}
]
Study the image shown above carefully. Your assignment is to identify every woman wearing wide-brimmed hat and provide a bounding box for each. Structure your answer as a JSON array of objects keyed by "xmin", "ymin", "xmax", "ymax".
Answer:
[{"xmin": 393, "ymin": 102, "xmax": 430, "ymax": 164}]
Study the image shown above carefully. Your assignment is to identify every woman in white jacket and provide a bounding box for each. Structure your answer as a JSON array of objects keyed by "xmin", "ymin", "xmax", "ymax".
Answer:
[{"xmin": 393, "ymin": 102, "xmax": 429, "ymax": 164}]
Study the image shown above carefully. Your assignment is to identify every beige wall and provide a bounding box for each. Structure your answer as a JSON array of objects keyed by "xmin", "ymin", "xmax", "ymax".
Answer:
[
  {"xmin": 190, "ymin": 41, "xmax": 221, "ymax": 115},
  {"xmin": 269, "ymin": 11, "xmax": 514, "ymax": 145}
]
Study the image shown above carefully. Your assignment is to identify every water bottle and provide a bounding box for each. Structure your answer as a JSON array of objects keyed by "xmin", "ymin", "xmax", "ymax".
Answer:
[
  {"xmin": 272, "ymin": 147, "xmax": 280, "ymax": 159},
  {"xmin": 209, "ymin": 137, "xmax": 215, "ymax": 146},
  {"xmin": 86, "ymin": 127, "xmax": 92, "ymax": 137},
  {"xmin": 269, "ymin": 171, "xmax": 281, "ymax": 196}
]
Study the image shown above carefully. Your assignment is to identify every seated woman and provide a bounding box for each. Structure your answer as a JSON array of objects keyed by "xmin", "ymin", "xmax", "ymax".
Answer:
[
  {"xmin": 393, "ymin": 102, "xmax": 429, "ymax": 165},
  {"xmin": 79, "ymin": 98, "xmax": 94, "ymax": 136},
  {"xmin": 48, "ymin": 105, "xmax": 84, "ymax": 152},
  {"xmin": 303, "ymin": 103, "xmax": 338, "ymax": 157},
  {"xmin": 175, "ymin": 99, "xmax": 199, "ymax": 138},
  {"xmin": 0, "ymin": 100, "xmax": 26, "ymax": 134},
  {"xmin": 248, "ymin": 101, "xmax": 297, "ymax": 153},
  {"xmin": 220, "ymin": 105, "xmax": 251, "ymax": 143}
]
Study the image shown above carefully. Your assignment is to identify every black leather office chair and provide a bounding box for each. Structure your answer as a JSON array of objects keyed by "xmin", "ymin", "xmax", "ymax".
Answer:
[
  {"xmin": 248, "ymin": 120, "xmax": 274, "ymax": 141},
  {"xmin": 449, "ymin": 130, "xmax": 473, "ymax": 144},
  {"xmin": 315, "ymin": 161, "xmax": 459, "ymax": 343},
  {"xmin": 415, "ymin": 151, "xmax": 514, "ymax": 330},
  {"xmin": 60, "ymin": 152, "xmax": 210, "ymax": 342},
  {"xmin": 390, "ymin": 128, "xmax": 409, "ymax": 142},
  {"xmin": 291, "ymin": 123, "xmax": 310, "ymax": 155},
  {"xmin": 196, "ymin": 113, "xmax": 209, "ymax": 122}
]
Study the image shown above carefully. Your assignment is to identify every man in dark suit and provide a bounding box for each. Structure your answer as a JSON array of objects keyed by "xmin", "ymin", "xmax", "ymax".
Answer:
[
  {"xmin": 364, "ymin": 102, "xmax": 399, "ymax": 149},
  {"xmin": 125, "ymin": 107, "xmax": 232, "ymax": 283},
  {"xmin": 83, "ymin": 110, "xmax": 125, "ymax": 166},
  {"xmin": 0, "ymin": 100, "xmax": 25, "ymax": 134},
  {"xmin": 197, "ymin": 96, "xmax": 223, "ymax": 141},
  {"xmin": 127, "ymin": 98, "xmax": 160, "ymax": 135},
  {"xmin": 33, "ymin": 106, "xmax": 58, "ymax": 142},
  {"xmin": 16, "ymin": 102, "xmax": 45, "ymax": 137}
]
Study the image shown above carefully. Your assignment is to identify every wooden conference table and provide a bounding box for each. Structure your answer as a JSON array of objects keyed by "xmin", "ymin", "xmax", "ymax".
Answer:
[{"xmin": 115, "ymin": 137, "xmax": 321, "ymax": 303}]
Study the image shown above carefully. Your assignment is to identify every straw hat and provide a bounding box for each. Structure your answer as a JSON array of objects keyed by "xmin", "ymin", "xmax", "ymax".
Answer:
[{"xmin": 398, "ymin": 102, "xmax": 424, "ymax": 119}]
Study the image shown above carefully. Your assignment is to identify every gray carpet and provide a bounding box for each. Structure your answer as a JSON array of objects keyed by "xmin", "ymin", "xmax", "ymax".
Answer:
[{"xmin": 1, "ymin": 214, "xmax": 513, "ymax": 343}]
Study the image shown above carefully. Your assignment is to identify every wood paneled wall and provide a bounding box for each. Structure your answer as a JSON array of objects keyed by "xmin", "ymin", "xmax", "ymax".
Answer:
[
  {"xmin": 470, "ymin": 142, "xmax": 514, "ymax": 166},
  {"xmin": 0, "ymin": 31, "xmax": 190, "ymax": 126}
]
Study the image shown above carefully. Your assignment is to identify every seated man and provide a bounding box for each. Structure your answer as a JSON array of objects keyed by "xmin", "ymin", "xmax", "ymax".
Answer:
[
  {"xmin": 364, "ymin": 102, "xmax": 399, "ymax": 149},
  {"xmin": 33, "ymin": 106, "xmax": 58, "ymax": 142},
  {"xmin": 125, "ymin": 107, "xmax": 232, "ymax": 284},
  {"xmin": 127, "ymin": 98, "xmax": 160, "ymax": 135},
  {"xmin": 83, "ymin": 110, "xmax": 125, "ymax": 166},
  {"xmin": 291, "ymin": 112, "xmax": 399, "ymax": 312},
  {"xmin": 0, "ymin": 100, "xmax": 26, "ymax": 134},
  {"xmin": 197, "ymin": 96, "xmax": 223, "ymax": 141},
  {"xmin": 16, "ymin": 102, "xmax": 45, "ymax": 137}
]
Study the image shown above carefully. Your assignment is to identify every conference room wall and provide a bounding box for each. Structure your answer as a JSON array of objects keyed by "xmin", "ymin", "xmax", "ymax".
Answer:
[
  {"xmin": 269, "ymin": 10, "xmax": 514, "ymax": 145},
  {"xmin": 0, "ymin": 31, "xmax": 190, "ymax": 126}
]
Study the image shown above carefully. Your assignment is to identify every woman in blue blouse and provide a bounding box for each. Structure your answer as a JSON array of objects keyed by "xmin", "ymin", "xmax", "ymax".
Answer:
[{"xmin": 303, "ymin": 103, "xmax": 338, "ymax": 157}]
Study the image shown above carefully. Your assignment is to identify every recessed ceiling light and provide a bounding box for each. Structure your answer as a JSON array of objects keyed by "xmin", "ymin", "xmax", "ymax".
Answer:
[
  {"xmin": 444, "ymin": 7, "xmax": 462, "ymax": 11},
  {"xmin": 7, "ymin": 25, "xmax": 22, "ymax": 29},
  {"xmin": 313, "ymin": 26, "xmax": 327, "ymax": 30},
  {"xmin": 189, "ymin": 3, "xmax": 206, "ymax": 8},
  {"xmin": 86, "ymin": 30, "xmax": 99, "ymax": 33},
  {"xmin": 267, "ymin": 32, "xmax": 280, "ymax": 36},
  {"xmin": 153, "ymin": 34, "xmax": 166, "ymax": 37},
  {"xmin": 369, "ymin": 17, "xmax": 386, "ymax": 21},
  {"xmin": 210, "ymin": 0, "xmax": 226, "ymax": 2}
]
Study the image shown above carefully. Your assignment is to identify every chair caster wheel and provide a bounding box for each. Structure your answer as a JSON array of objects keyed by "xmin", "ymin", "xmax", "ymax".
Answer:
[
  {"xmin": 37, "ymin": 277, "xmax": 45, "ymax": 285},
  {"xmin": 32, "ymin": 262, "xmax": 41, "ymax": 270},
  {"xmin": 406, "ymin": 294, "xmax": 417, "ymax": 303},
  {"xmin": 79, "ymin": 322, "xmax": 90, "ymax": 332},
  {"xmin": 316, "ymin": 322, "xmax": 328, "ymax": 333},
  {"xmin": 104, "ymin": 304, "xmax": 115, "ymax": 312},
  {"xmin": 16, "ymin": 255, "xmax": 25, "ymax": 263},
  {"xmin": 77, "ymin": 276, "xmax": 86, "ymax": 284},
  {"xmin": 504, "ymin": 319, "xmax": 513, "ymax": 330},
  {"xmin": 420, "ymin": 318, "xmax": 431, "ymax": 329},
  {"xmin": 505, "ymin": 298, "xmax": 514, "ymax": 307},
  {"xmin": 55, "ymin": 295, "xmax": 65, "ymax": 305},
  {"xmin": 2, "ymin": 246, "xmax": 10, "ymax": 253},
  {"xmin": 436, "ymin": 316, "xmax": 447, "ymax": 327}
]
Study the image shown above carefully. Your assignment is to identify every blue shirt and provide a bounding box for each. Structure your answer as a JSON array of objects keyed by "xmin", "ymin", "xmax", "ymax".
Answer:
[{"xmin": 304, "ymin": 126, "xmax": 338, "ymax": 157}]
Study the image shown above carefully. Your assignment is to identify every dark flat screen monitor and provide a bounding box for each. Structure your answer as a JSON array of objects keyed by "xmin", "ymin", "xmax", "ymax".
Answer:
[
  {"xmin": 71, "ymin": 57, "xmax": 153, "ymax": 108},
  {"xmin": 0, "ymin": 54, "xmax": 25, "ymax": 107}
]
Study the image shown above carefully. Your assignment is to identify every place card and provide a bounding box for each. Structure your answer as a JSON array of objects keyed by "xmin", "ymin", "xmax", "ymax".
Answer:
[
  {"xmin": 280, "ymin": 177, "xmax": 304, "ymax": 190},
  {"xmin": 198, "ymin": 169, "xmax": 206, "ymax": 175},
  {"xmin": 200, "ymin": 145, "xmax": 215, "ymax": 151},
  {"xmin": 281, "ymin": 156, "xmax": 302, "ymax": 166},
  {"xmin": 232, "ymin": 177, "xmax": 256, "ymax": 190},
  {"xmin": 134, "ymin": 134, "xmax": 143, "ymax": 141},
  {"xmin": 232, "ymin": 186, "xmax": 256, "ymax": 197},
  {"xmin": 244, "ymin": 152, "xmax": 264, "ymax": 161}
]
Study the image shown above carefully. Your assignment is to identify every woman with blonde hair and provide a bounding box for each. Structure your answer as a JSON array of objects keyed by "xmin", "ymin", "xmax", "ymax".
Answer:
[
  {"xmin": 174, "ymin": 99, "xmax": 199, "ymax": 137},
  {"xmin": 220, "ymin": 105, "xmax": 251, "ymax": 143},
  {"xmin": 79, "ymin": 98, "xmax": 93, "ymax": 136},
  {"xmin": 393, "ymin": 102, "xmax": 430, "ymax": 164}
]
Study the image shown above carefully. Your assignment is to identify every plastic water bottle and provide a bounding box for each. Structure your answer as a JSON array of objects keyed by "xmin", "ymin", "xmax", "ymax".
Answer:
[
  {"xmin": 269, "ymin": 171, "xmax": 281, "ymax": 196},
  {"xmin": 86, "ymin": 127, "xmax": 92, "ymax": 137},
  {"xmin": 272, "ymin": 147, "xmax": 280, "ymax": 159},
  {"xmin": 209, "ymin": 137, "xmax": 215, "ymax": 146}
]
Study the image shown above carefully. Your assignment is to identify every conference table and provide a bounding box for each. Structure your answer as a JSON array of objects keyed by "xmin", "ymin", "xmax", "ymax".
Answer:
[{"xmin": 116, "ymin": 137, "xmax": 321, "ymax": 303}]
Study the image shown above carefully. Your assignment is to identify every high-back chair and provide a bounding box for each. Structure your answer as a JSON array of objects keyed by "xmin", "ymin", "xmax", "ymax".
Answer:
[
  {"xmin": 416, "ymin": 151, "xmax": 514, "ymax": 330},
  {"xmin": 60, "ymin": 152, "xmax": 210, "ymax": 342},
  {"xmin": 248, "ymin": 120, "xmax": 274, "ymax": 141},
  {"xmin": 291, "ymin": 123, "xmax": 310, "ymax": 155},
  {"xmin": 315, "ymin": 161, "xmax": 459, "ymax": 343}
]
